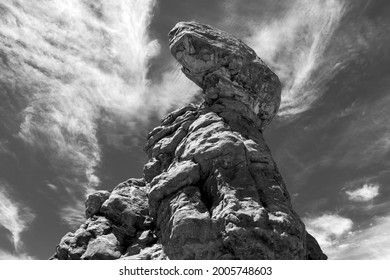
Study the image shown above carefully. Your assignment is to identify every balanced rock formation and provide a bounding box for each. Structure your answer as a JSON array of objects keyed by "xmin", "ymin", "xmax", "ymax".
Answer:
[{"xmin": 51, "ymin": 22, "xmax": 326, "ymax": 260}]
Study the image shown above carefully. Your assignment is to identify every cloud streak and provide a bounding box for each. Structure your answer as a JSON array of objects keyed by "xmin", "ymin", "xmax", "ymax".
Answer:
[
  {"xmin": 333, "ymin": 93, "xmax": 390, "ymax": 169},
  {"xmin": 0, "ymin": 182, "xmax": 35, "ymax": 254},
  {"xmin": 0, "ymin": 0, "xmax": 197, "ymax": 228},
  {"xmin": 222, "ymin": 0, "xmax": 376, "ymax": 117},
  {"xmin": 237, "ymin": 0, "xmax": 346, "ymax": 116}
]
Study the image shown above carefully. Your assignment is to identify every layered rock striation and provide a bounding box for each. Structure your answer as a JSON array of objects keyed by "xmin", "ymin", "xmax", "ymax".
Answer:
[{"xmin": 51, "ymin": 22, "xmax": 326, "ymax": 260}]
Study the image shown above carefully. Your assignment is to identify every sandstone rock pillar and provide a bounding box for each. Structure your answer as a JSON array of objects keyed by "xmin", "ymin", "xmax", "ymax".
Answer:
[{"xmin": 51, "ymin": 22, "xmax": 326, "ymax": 260}]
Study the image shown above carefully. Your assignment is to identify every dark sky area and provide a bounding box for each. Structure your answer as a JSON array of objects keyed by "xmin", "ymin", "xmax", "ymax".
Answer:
[{"xmin": 0, "ymin": 0, "xmax": 390, "ymax": 260}]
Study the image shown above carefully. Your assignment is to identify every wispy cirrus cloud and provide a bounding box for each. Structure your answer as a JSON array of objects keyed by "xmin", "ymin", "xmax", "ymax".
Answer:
[
  {"xmin": 0, "ymin": 182, "xmax": 35, "ymax": 255},
  {"xmin": 333, "ymin": 92, "xmax": 390, "ymax": 169},
  {"xmin": 223, "ymin": 0, "xmax": 347, "ymax": 116},
  {"xmin": 59, "ymin": 200, "xmax": 86, "ymax": 230},
  {"xmin": 271, "ymin": 83, "xmax": 390, "ymax": 192},
  {"xmin": 0, "ymin": 140, "xmax": 9, "ymax": 154},
  {"xmin": 0, "ymin": 0, "xmax": 197, "ymax": 228},
  {"xmin": 222, "ymin": 0, "xmax": 390, "ymax": 119},
  {"xmin": 149, "ymin": 64, "xmax": 200, "ymax": 114}
]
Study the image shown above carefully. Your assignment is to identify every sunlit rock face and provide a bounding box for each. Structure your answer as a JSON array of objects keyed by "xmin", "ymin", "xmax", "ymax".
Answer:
[
  {"xmin": 52, "ymin": 22, "xmax": 326, "ymax": 260},
  {"xmin": 169, "ymin": 21, "xmax": 281, "ymax": 130}
]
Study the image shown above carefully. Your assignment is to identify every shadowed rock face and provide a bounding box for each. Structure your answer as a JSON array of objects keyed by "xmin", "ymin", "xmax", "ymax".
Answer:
[{"xmin": 51, "ymin": 22, "xmax": 326, "ymax": 260}]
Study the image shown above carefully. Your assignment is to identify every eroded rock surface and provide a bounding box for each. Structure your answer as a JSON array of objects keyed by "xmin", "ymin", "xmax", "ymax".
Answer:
[
  {"xmin": 169, "ymin": 21, "xmax": 281, "ymax": 130},
  {"xmin": 51, "ymin": 21, "xmax": 326, "ymax": 260}
]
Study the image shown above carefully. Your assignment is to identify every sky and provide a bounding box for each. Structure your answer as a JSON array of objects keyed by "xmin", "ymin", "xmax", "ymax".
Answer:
[{"xmin": 0, "ymin": 0, "xmax": 389, "ymax": 260}]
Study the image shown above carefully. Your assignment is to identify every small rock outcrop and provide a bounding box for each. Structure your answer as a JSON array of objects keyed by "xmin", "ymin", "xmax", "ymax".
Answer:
[{"xmin": 51, "ymin": 22, "xmax": 326, "ymax": 260}]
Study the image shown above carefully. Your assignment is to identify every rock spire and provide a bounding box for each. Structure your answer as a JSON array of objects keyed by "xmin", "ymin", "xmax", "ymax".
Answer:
[{"xmin": 51, "ymin": 22, "xmax": 326, "ymax": 260}]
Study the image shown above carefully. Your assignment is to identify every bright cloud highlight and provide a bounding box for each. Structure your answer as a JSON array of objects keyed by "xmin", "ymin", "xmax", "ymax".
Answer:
[
  {"xmin": 222, "ymin": 0, "xmax": 389, "ymax": 118},
  {"xmin": 304, "ymin": 213, "xmax": 353, "ymax": 248},
  {"xmin": 0, "ymin": 183, "xmax": 35, "ymax": 254},
  {"xmin": 327, "ymin": 215, "xmax": 390, "ymax": 259},
  {"xmin": 242, "ymin": 0, "xmax": 346, "ymax": 116},
  {"xmin": 0, "ymin": 0, "xmax": 199, "ymax": 228},
  {"xmin": 346, "ymin": 184, "xmax": 380, "ymax": 202}
]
